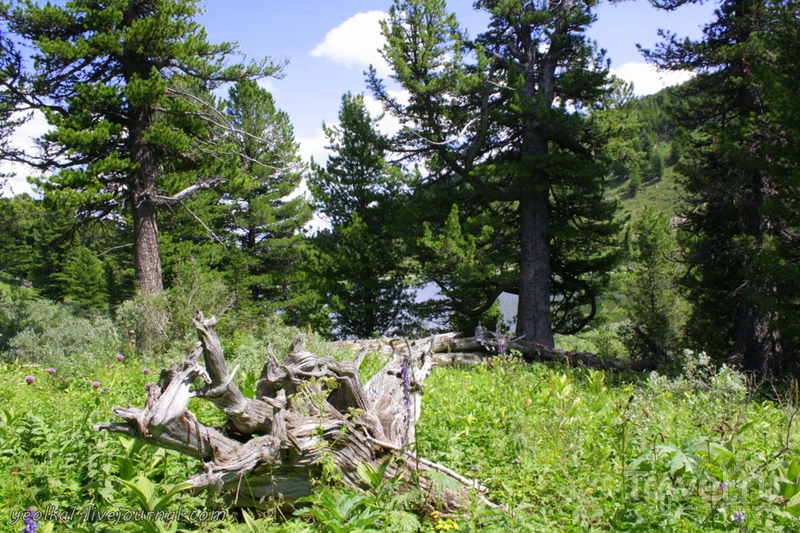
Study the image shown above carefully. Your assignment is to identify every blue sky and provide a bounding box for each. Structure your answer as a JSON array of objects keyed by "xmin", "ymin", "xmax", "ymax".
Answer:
[
  {"xmin": 195, "ymin": 0, "xmax": 716, "ymax": 163},
  {"xmin": 2, "ymin": 0, "xmax": 717, "ymax": 196}
]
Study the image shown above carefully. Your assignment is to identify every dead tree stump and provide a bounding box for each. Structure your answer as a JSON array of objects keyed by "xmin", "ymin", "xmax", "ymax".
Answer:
[{"xmin": 95, "ymin": 313, "xmax": 488, "ymax": 509}]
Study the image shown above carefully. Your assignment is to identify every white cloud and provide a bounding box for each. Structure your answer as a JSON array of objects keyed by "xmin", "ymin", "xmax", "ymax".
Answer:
[
  {"xmin": 256, "ymin": 77, "xmax": 278, "ymax": 95},
  {"xmin": 297, "ymin": 128, "xmax": 331, "ymax": 166},
  {"xmin": 363, "ymin": 90, "xmax": 409, "ymax": 136},
  {"xmin": 0, "ymin": 110, "xmax": 51, "ymax": 198},
  {"xmin": 611, "ymin": 62, "xmax": 695, "ymax": 97},
  {"xmin": 311, "ymin": 11, "xmax": 391, "ymax": 76}
]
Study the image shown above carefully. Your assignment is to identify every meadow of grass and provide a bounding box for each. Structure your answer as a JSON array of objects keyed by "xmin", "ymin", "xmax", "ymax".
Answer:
[{"xmin": 2, "ymin": 300, "xmax": 800, "ymax": 532}]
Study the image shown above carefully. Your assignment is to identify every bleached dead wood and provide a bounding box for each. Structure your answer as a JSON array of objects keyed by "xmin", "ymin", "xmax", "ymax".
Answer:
[
  {"xmin": 337, "ymin": 331, "xmax": 646, "ymax": 371},
  {"xmin": 95, "ymin": 314, "xmax": 488, "ymax": 509}
]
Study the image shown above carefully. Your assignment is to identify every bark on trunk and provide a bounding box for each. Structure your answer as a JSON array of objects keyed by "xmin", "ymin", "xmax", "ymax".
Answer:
[
  {"xmin": 733, "ymin": 291, "xmax": 779, "ymax": 376},
  {"xmin": 95, "ymin": 314, "xmax": 490, "ymax": 510},
  {"xmin": 129, "ymin": 100, "xmax": 162, "ymax": 295},
  {"xmin": 132, "ymin": 190, "xmax": 163, "ymax": 295},
  {"xmin": 516, "ymin": 183, "xmax": 554, "ymax": 348},
  {"xmin": 123, "ymin": 8, "xmax": 163, "ymax": 295}
]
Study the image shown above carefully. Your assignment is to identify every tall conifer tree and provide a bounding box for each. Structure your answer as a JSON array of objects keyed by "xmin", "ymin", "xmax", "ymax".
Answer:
[
  {"xmin": 1, "ymin": 0, "xmax": 277, "ymax": 294},
  {"xmin": 371, "ymin": 0, "xmax": 620, "ymax": 344},
  {"xmin": 222, "ymin": 80, "xmax": 311, "ymax": 309},
  {"xmin": 646, "ymin": 0, "xmax": 800, "ymax": 373},
  {"xmin": 307, "ymin": 93, "xmax": 417, "ymax": 338}
]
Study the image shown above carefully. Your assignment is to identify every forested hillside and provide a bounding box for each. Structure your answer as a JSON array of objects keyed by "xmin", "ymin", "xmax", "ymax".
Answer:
[
  {"xmin": 1, "ymin": 0, "xmax": 800, "ymax": 530},
  {"xmin": 1, "ymin": 0, "xmax": 798, "ymax": 374}
]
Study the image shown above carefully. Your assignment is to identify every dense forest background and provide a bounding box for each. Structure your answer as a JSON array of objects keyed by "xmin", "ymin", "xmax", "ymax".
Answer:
[{"xmin": 0, "ymin": 0, "xmax": 798, "ymax": 378}]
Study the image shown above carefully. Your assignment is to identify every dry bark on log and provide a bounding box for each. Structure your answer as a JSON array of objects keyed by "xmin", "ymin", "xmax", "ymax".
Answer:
[
  {"xmin": 336, "ymin": 331, "xmax": 649, "ymax": 371},
  {"xmin": 95, "ymin": 314, "xmax": 489, "ymax": 509}
]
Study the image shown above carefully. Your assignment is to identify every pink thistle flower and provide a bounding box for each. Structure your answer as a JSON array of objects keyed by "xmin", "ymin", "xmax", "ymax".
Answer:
[
  {"xmin": 25, "ymin": 376, "xmax": 35, "ymax": 383},
  {"xmin": 46, "ymin": 368, "xmax": 56, "ymax": 374},
  {"xmin": 91, "ymin": 381, "xmax": 102, "ymax": 388},
  {"xmin": 116, "ymin": 354, "xmax": 125, "ymax": 361},
  {"xmin": 143, "ymin": 368, "xmax": 151, "ymax": 374}
]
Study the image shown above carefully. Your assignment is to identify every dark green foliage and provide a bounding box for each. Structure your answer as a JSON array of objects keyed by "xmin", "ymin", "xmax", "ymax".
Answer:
[
  {"xmin": 646, "ymin": 0, "xmax": 800, "ymax": 373},
  {"xmin": 53, "ymin": 246, "xmax": 109, "ymax": 308},
  {"xmin": 0, "ymin": 194, "xmax": 38, "ymax": 281},
  {"xmin": 372, "ymin": 0, "xmax": 622, "ymax": 342},
  {"xmin": 749, "ymin": 0, "xmax": 800, "ymax": 352},
  {"xmin": 305, "ymin": 93, "xmax": 418, "ymax": 338},
  {"xmin": 221, "ymin": 80, "xmax": 311, "ymax": 311},
  {"xmin": 417, "ymin": 204, "xmax": 506, "ymax": 333},
  {"xmin": 1, "ymin": 0, "xmax": 277, "ymax": 294},
  {"xmin": 619, "ymin": 208, "xmax": 686, "ymax": 363}
]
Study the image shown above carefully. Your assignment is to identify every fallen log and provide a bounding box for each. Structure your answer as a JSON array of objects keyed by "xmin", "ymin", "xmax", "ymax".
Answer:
[
  {"xmin": 95, "ymin": 313, "xmax": 489, "ymax": 510},
  {"xmin": 337, "ymin": 331, "xmax": 650, "ymax": 372}
]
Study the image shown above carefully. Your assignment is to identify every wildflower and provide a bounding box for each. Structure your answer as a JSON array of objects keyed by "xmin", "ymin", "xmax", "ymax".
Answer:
[
  {"xmin": 116, "ymin": 354, "xmax": 125, "ymax": 361},
  {"xmin": 128, "ymin": 329, "xmax": 135, "ymax": 335},
  {"xmin": 143, "ymin": 368, "xmax": 151, "ymax": 374},
  {"xmin": 719, "ymin": 481, "xmax": 728, "ymax": 493},
  {"xmin": 99, "ymin": 388, "xmax": 109, "ymax": 394},
  {"xmin": 130, "ymin": 339, "xmax": 136, "ymax": 344},
  {"xmin": 46, "ymin": 368, "xmax": 56, "ymax": 374},
  {"xmin": 23, "ymin": 508, "xmax": 37, "ymax": 533},
  {"xmin": 733, "ymin": 510, "xmax": 745, "ymax": 523},
  {"xmin": 434, "ymin": 518, "xmax": 459, "ymax": 531},
  {"xmin": 24, "ymin": 376, "xmax": 35, "ymax": 383},
  {"xmin": 400, "ymin": 350, "xmax": 413, "ymax": 445},
  {"xmin": 92, "ymin": 381, "xmax": 102, "ymax": 388}
]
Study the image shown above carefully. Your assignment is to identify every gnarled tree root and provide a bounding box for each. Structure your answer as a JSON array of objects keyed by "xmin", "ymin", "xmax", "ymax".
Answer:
[{"xmin": 95, "ymin": 313, "xmax": 491, "ymax": 511}]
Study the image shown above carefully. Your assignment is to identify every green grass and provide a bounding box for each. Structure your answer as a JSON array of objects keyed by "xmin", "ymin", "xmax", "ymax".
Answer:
[
  {"xmin": 2, "ymin": 315, "xmax": 800, "ymax": 532},
  {"xmin": 608, "ymin": 170, "xmax": 686, "ymax": 222}
]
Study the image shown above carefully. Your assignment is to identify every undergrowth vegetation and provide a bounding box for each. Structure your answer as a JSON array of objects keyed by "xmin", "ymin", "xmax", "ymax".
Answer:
[{"xmin": 2, "ymin": 297, "xmax": 800, "ymax": 532}]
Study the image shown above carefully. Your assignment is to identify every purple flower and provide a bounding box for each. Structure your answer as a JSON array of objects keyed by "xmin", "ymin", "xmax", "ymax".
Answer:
[
  {"xmin": 130, "ymin": 339, "xmax": 136, "ymax": 344},
  {"xmin": 128, "ymin": 329, "xmax": 135, "ymax": 335},
  {"xmin": 23, "ymin": 508, "xmax": 37, "ymax": 533},
  {"xmin": 24, "ymin": 376, "xmax": 35, "ymax": 383},
  {"xmin": 143, "ymin": 368, "xmax": 151, "ymax": 374},
  {"xmin": 116, "ymin": 354, "xmax": 125, "ymax": 361},
  {"xmin": 400, "ymin": 350, "xmax": 413, "ymax": 445},
  {"xmin": 733, "ymin": 510, "xmax": 745, "ymax": 523},
  {"xmin": 46, "ymin": 368, "xmax": 56, "ymax": 374},
  {"xmin": 719, "ymin": 481, "xmax": 728, "ymax": 493},
  {"xmin": 91, "ymin": 381, "xmax": 102, "ymax": 388}
]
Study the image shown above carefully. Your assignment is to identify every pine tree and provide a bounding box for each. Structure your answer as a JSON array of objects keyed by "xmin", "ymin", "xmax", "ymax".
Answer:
[
  {"xmin": 646, "ymin": 0, "xmax": 799, "ymax": 373},
  {"xmin": 1, "ymin": 0, "xmax": 277, "ymax": 294},
  {"xmin": 0, "ymin": 195, "xmax": 38, "ymax": 282},
  {"xmin": 371, "ymin": 0, "xmax": 621, "ymax": 344},
  {"xmin": 221, "ymin": 80, "xmax": 311, "ymax": 309},
  {"xmin": 306, "ymin": 93, "xmax": 417, "ymax": 338},
  {"xmin": 620, "ymin": 208, "xmax": 685, "ymax": 362},
  {"xmin": 54, "ymin": 246, "xmax": 109, "ymax": 308}
]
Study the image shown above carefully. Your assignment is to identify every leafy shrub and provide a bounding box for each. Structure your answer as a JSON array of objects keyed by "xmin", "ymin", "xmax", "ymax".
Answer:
[
  {"xmin": 3, "ymin": 300, "xmax": 120, "ymax": 377},
  {"xmin": 555, "ymin": 321, "xmax": 628, "ymax": 359},
  {"xmin": 115, "ymin": 263, "xmax": 236, "ymax": 357}
]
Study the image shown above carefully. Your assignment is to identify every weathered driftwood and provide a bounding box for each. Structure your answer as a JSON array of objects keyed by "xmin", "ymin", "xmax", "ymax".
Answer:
[{"xmin": 95, "ymin": 314, "xmax": 489, "ymax": 509}]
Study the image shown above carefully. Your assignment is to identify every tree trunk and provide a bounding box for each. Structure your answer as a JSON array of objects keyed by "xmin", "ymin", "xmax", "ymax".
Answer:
[
  {"xmin": 95, "ymin": 314, "xmax": 489, "ymax": 510},
  {"xmin": 132, "ymin": 190, "xmax": 163, "ymax": 295},
  {"xmin": 516, "ymin": 181, "xmax": 554, "ymax": 348},
  {"xmin": 733, "ymin": 291, "xmax": 779, "ymax": 376}
]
